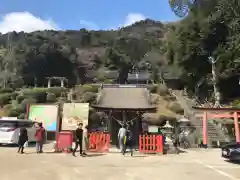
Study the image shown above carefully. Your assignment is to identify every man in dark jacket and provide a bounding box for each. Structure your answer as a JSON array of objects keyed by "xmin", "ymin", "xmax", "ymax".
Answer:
[
  {"xmin": 72, "ymin": 122, "xmax": 84, "ymax": 156},
  {"xmin": 35, "ymin": 122, "xmax": 46, "ymax": 153},
  {"xmin": 123, "ymin": 127, "xmax": 133, "ymax": 156},
  {"xmin": 17, "ymin": 127, "xmax": 28, "ymax": 154}
]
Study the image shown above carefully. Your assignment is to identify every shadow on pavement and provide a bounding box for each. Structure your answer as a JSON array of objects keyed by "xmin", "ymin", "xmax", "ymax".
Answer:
[
  {"xmin": 225, "ymin": 160, "xmax": 240, "ymax": 164},
  {"xmin": 86, "ymin": 153, "xmax": 106, "ymax": 157},
  {"xmin": 0, "ymin": 144, "xmax": 18, "ymax": 148}
]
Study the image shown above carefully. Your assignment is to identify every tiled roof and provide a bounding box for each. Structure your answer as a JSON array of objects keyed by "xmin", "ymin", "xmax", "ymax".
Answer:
[{"xmin": 92, "ymin": 85, "xmax": 156, "ymax": 111}]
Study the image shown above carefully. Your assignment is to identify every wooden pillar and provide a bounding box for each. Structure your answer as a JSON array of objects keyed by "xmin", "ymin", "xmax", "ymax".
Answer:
[
  {"xmin": 108, "ymin": 110, "xmax": 112, "ymax": 142},
  {"xmin": 202, "ymin": 111, "xmax": 208, "ymax": 146},
  {"xmin": 234, "ymin": 112, "xmax": 240, "ymax": 143},
  {"xmin": 122, "ymin": 111, "xmax": 127, "ymax": 125}
]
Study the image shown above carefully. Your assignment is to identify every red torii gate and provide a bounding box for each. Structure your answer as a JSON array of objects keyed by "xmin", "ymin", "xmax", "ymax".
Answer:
[{"xmin": 193, "ymin": 107, "xmax": 240, "ymax": 146}]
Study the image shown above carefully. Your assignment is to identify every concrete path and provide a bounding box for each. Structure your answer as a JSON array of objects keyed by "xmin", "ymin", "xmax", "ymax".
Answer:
[{"xmin": 0, "ymin": 146, "xmax": 239, "ymax": 180}]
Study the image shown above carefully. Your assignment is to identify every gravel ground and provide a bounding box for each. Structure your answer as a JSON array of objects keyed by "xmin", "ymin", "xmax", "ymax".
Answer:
[{"xmin": 0, "ymin": 145, "xmax": 239, "ymax": 180}]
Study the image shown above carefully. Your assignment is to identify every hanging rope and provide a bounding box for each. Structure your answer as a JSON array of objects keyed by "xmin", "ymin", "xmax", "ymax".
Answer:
[{"xmin": 111, "ymin": 115, "xmax": 138, "ymax": 126}]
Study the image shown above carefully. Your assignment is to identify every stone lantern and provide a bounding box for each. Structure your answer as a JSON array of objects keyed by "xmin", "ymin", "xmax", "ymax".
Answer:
[{"xmin": 162, "ymin": 120, "xmax": 175, "ymax": 153}]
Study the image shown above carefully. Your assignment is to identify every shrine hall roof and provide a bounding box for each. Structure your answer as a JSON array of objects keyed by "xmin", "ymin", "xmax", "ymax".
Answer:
[{"xmin": 91, "ymin": 84, "xmax": 156, "ymax": 111}]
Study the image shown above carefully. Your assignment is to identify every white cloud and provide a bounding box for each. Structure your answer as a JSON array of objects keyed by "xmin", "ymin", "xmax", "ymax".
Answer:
[
  {"xmin": 0, "ymin": 12, "xmax": 58, "ymax": 34},
  {"xmin": 79, "ymin": 20, "xmax": 99, "ymax": 30},
  {"xmin": 123, "ymin": 13, "xmax": 146, "ymax": 27}
]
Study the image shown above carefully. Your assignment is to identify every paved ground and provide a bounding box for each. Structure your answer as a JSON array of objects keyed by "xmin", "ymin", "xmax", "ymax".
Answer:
[{"xmin": 0, "ymin": 145, "xmax": 239, "ymax": 180}]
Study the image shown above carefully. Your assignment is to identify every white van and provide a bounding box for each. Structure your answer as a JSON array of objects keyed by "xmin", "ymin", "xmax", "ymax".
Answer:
[{"xmin": 0, "ymin": 119, "xmax": 37, "ymax": 144}]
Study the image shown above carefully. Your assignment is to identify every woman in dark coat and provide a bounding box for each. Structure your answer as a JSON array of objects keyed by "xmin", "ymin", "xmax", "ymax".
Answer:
[{"xmin": 17, "ymin": 127, "xmax": 28, "ymax": 154}]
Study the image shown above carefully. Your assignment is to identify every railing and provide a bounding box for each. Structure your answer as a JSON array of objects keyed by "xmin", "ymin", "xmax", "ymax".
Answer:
[
  {"xmin": 88, "ymin": 132, "xmax": 110, "ymax": 152},
  {"xmin": 138, "ymin": 134, "xmax": 163, "ymax": 154}
]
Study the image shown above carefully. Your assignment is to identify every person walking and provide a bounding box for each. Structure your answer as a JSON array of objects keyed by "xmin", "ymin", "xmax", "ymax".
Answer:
[
  {"xmin": 35, "ymin": 122, "xmax": 46, "ymax": 153},
  {"xmin": 17, "ymin": 127, "xmax": 28, "ymax": 154},
  {"xmin": 118, "ymin": 124, "xmax": 127, "ymax": 153},
  {"xmin": 81, "ymin": 125, "xmax": 89, "ymax": 156},
  {"xmin": 123, "ymin": 127, "xmax": 133, "ymax": 156},
  {"xmin": 172, "ymin": 134, "xmax": 180, "ymax": 155},
  {"xmin": 72, "ymin": 122, "xmax": 84, "ymax": 156}
]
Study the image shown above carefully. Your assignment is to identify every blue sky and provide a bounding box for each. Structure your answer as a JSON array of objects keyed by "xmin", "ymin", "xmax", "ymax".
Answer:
[{"xmin": 0, "ymin": 0, "xmax": 179, "ymax": 33}]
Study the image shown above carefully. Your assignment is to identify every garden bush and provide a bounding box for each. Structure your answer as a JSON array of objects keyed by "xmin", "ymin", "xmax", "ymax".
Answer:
[
  {"xmin": 47, "ymin": 87, "xmax": 68, "ymax": 97},
  {"xmin": 82, "ymin": 92, "xmax": 96, "ymax": 103},
  {"xmin": 167, "ymin": 102, "xmax": 184, "ymax": 114},
  {"xmin": 16, "ymin": 95, "xmax": 26, "ymax": 104},
  {"xmin": 81, "ymin": 84, "xmax": 99, "ymax": 93},
  {"xmin": 18, "ymin": 113, "xmax": 25, "ymax": 119},
  {"xmin": 150, "ymin": 94, "xmax": 159, "ymax": 104},
  {"xmin": 20, "ymin": 98, "xmax": 37, "ymax": 112},
  {"xmin": 157, "ymin": 84, "xmax": 169, "ymax": 96},
  {"xmin": 20, "ymin": 88, "xmax": 47, "ymax": 103},
  {"xmin": 231, "ymin": 100, "xmax": 240, "ymax": 107},
  {"xmin": 163, "ymin": 95, "xmax": 176, "ymax": 101},
  {"xmin": 3, "ymin": 104, "xmax": 13, "ymax": 110},
  {"xmin": 57, "ymin": 97, "xmax": 69, "ymax": 103},
  {"xmin": 8, "ymin": 108, "xmax": 23, "ymax": 117},
  {"xmin": 0, "ymin": 87, "xmax": 14, "ymax": 94},
  {"xmin": 148, "ymin": 84, "xmax": 158, "ymax": 93},
  {"xmin": 0, "ymin": 93, "xmax": 14, "ymax": 107},
  {"xmin": 46, "ymin": 93, "xmax": 57, "ymax": 103}
]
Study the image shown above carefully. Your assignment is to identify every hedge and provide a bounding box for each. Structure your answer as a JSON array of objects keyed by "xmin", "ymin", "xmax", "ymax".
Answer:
[
  {"xmin": 19, "ymin": 88, "xmax": 47, "ymax": 103},
  {"xmin": 20, "ymin": 98, "xmax": 37, "ymax": 112},
  {"xmin": 167, "ymin": 102, "xmax": 184, "ymax": 114},
  {"xmin": 82, "ymin": 92, "xmax": 97, "ymax": 103},
  {"xmin": 0, "ymin": 88, "xmax": 14, "ymax": 94},
  {"xmin": 80, "ymin": 84, "xmax": 99, "ymax": 93},
  {"xmin": 147, "ymin": 84, "xmax": 158, "ymax": 93},
  {"xmin": 157, "ymin": 84, "xmax": 169, "ymax": 96},
  {"xmin": 0, "ymin": 93, "xmax": 15, "ymax": 107},
  {"xmin": 47, "ymin": 93, "xmax": 57, "ymax": 103},
  {"xmin": 47, "ymin": 87, "xmax": 68, "ymax": 97}
]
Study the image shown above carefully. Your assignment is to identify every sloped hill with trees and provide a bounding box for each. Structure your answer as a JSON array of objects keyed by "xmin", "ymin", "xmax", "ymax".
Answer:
[{"xmin": 0, "ymin": 0, "xmax": 240, "ymax": 119}]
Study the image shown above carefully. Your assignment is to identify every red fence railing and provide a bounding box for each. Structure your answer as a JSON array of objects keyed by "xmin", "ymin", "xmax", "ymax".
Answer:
[
  {"xmin": 88, "ymin": 132, "xmax": 110, "ymax": 152},
  {"xmin": 138, "ymin": 134, "xmax": 163, "ymax": 154}
]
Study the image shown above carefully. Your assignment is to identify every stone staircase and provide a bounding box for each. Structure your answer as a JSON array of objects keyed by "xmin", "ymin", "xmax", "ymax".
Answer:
[{"xmin": 171, "ymin": 90, "xmax": 230, "ymax": 147}]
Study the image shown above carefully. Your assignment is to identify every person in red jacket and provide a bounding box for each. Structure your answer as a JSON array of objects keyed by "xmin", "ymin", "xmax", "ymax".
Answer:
[{"xmin": 35, "ymin": 122, "xmax": 46, "ymax": 153}]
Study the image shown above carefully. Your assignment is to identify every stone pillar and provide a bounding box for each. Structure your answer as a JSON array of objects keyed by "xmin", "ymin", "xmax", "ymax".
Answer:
[
  {"xmin": 234, "ymin": 112, "xmax": 240, "ymax": 143},
  {"xmin": 47, "ymin": 79, "xmax": 51, "ymax": 88},
  {"xmin": 202, "ymin": 112, "xmax": 208, "ymax": 146},
  {"xmin": 60, "ymin": 79, "xmax": 64, "ymax": 87}
]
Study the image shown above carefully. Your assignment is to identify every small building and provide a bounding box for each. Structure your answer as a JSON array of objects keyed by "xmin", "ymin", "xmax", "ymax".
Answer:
[{"xmin": 91, "ymin": 84, "xmax": 156, "ymax": 146}]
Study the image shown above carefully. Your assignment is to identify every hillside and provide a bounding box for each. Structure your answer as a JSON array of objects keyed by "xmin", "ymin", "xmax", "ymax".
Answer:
[
  {"xmin": 1, "ymin": 0, "xmax": 240, "ymax": 110},
  {"xmin": 0, "ymin": 19, "xmax": 168, "ymax": 87}
]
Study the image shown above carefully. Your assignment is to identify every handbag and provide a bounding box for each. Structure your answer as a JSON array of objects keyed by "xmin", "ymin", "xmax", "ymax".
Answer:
[{"xmin": 24, "ymin": 141, "xmax": 28, "ymax": 147}]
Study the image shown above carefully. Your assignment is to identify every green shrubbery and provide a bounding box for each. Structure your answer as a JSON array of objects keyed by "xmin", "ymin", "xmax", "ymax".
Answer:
[
  {"xmin": 231, "ymin": 100, "xmax": 240, "ymax": 108},
  {"xmin": 157, "ymin": 84, "xmax": 169, "ymax": 96},
  {"xmin": 82, "ymin": 92, "xmax": 96, "ymax": 103},
  {"xmin": 167, "ymin": 102, "xmax": 184, "ymax": 114},
  {"xmin": 148, "ymin": 84, "xmax": 158, "ymax": 93},
  {"xmin": 0, "ymin": 88, "xmax": 14, "ymax": 94},
  {"xmin": 81, "ymin": 84, "xmax": 99, "ymax": 93},
  {"xmin": 19, "ymin": 88, "xmax": 47, "ymax": 103},
  {"xmin": 0, "ymin": 85, "xmax": 99, "ymax": 117},
  {"xmin": 46, "ymin": 93, "xmax": 57, "ymax": 103},
  {"xmin": 47, "ymin": 87, "xmax": 68, "ymax": 97},
  {"xmin": 0, "ymin": 93, "xmax": 15, "ymax": 107}
]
